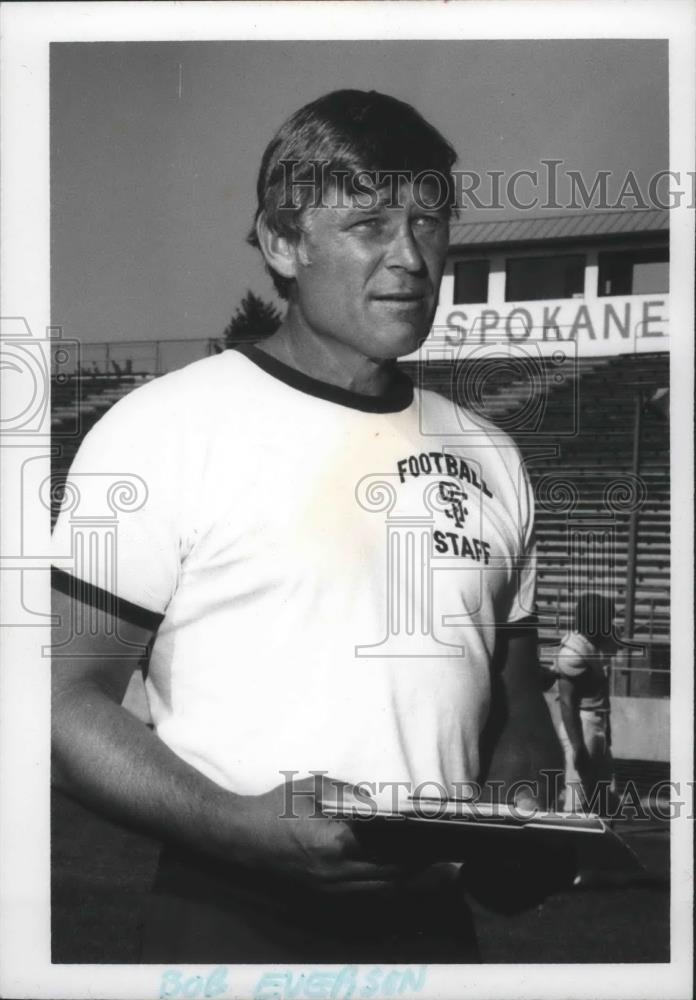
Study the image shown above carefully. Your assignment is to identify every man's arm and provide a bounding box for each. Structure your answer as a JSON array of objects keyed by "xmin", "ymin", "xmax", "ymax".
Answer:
[
  {"xmin": 479, "ymin": 624, "xmax": 564, "ymax": 809},
  {"xmin": 52, "ymin": 583, "xmax": 404, "ymax": 889},
  {"xmin": 465, "ymin": 625, "xmax": 575, "ymax": 912},
  {"xmin": 52, "ymin": 585, "xmax": 240, "ymax": 859}
]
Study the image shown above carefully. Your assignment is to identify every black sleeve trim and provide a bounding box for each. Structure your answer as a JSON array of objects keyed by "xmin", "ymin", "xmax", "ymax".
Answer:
[{"xmin": 51, "ymin": 566, "xmax": 164, "ymax": 632}]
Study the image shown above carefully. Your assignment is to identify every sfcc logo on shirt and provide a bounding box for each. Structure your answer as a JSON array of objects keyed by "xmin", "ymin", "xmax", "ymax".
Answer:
[{"xmin": 438, "ymin": 480, "xmax": 468, "ymax": 529}]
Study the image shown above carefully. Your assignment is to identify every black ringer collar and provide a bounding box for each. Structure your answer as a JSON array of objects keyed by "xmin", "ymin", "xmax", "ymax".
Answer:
[{"xmin": 234, "ymin": 343, "xmax": 414, "ymax": 414}]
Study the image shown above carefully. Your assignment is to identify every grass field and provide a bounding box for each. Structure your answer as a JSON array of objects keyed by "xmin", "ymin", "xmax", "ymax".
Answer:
[{"xmin": 51, "ymin": 789, "xmax": 669, "ymax": 965}]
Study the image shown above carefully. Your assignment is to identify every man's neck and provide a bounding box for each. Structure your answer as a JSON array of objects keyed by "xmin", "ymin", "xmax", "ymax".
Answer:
[{"xmin": 255, "ymin": 310, "xmax": 395, "ymax": 397}]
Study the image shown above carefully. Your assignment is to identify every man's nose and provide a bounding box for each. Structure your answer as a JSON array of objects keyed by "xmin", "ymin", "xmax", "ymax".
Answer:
[{"xmin": 385, "ymin": 226, "xmax": 426, "ymax": 273}]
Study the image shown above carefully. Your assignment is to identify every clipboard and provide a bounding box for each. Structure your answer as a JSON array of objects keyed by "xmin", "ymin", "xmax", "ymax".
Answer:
[{"xmin": 320, "ymin": 788, "xmax": 644, "ymax": 875}]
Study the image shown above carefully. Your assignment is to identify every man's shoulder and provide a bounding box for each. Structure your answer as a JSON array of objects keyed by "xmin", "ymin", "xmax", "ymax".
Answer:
[
  {"xmin": 126, "ymin": 349, "xmax": 246, "ymax": 397},
  {"xmin": 557, "ymin": 631, "xmax": 595, "ymax": 678},
  {"xmin": 94, "ymin": 350, "xmax": 248, "ymax": 424},
  {"xmin": 561, "ymin": 631, "xmax": 596, "ymax": 656},
  {"xmin": 414, "ymin": 385, "xmax": 522, "ymax": 452},
  {"xmin": 63, "ymin": 351, "xmax": 259, "ymax": 496}
]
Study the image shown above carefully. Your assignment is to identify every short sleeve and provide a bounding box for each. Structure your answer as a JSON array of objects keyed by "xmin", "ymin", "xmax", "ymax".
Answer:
[
  {"xmin": 506, "ymin": 450, "xmax": 537, "ymax": 624},
  {"xmin": 556, "ymin": 644, "xmax": 588, "ymax": 679},
  {"xmin": 51, "ymin": 383, "xmax": 187, "ymax": 615}
]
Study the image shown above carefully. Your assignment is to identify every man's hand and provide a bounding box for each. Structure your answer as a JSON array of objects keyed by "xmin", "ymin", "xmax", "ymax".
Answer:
[{"xmin": 234, "ymin": 776, "xmax": 416, "ymax": 893}]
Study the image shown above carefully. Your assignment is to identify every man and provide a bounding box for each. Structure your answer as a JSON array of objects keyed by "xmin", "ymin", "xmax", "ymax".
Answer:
[
  {"xmin": 557, "ymin": 593, "xmax": 617, "ymax": 816},
  {"xmin": 51, "ymin": 89, "xmax": 564, "ymax": 963}
]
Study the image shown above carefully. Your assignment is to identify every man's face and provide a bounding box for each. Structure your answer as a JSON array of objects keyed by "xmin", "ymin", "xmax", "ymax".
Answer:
[{"xmin": 290, "ymin": 180, "xmax": 450, "ymax": 361}]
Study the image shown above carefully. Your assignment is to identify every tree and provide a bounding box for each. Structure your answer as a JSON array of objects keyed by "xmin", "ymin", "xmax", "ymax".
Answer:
[{"xmin": 222, "ymin": 291, "xmax": 282, "ymax": 346}]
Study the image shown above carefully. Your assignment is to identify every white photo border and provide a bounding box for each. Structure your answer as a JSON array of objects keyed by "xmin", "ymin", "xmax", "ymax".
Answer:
[{"xmin": 1, "ymin": 2, "xmax": 693, "ymax": 998}]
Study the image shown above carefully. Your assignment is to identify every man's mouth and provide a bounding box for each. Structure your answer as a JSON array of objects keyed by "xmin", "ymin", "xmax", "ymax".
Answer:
[{"xmin": 372, "ymin": 291, "xmax": 428, "ymax": 302}]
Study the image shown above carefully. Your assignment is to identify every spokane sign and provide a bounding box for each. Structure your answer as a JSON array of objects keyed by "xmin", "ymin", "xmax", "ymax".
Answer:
[{"xmin": 411, "ymin": 294, "xmax": 669, "ymax": 360}]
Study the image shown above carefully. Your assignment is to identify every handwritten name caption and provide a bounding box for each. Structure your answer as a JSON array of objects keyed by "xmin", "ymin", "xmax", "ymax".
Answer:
[
  {"xmin": 158, "ymin": 962, "xmax": 428, "ymax": 999},
  {"xmin": 254, "ymin": 964, "xmax": 428, "ymax": 999},
  {"xmin": 159, "ymin": 965, "xmax": 229, "ymax": 999}
]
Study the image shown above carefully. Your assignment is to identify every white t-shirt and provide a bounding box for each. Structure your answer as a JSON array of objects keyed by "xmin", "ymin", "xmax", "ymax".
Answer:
[{"xmin": 52, "ymin": 347, "xmax": 536, "ymax": 796}]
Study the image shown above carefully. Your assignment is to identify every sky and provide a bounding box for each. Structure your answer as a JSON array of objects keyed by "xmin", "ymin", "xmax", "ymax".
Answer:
[{"xmin": 50, "ymin": 39, "xmax": 668, "ymax": 348}]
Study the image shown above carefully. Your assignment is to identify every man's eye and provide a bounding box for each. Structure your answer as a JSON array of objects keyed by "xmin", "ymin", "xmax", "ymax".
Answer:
[
  {"xmin": 350, "ymin": 217, "xmax": 382, "ymax": 231},
  {"xmin": 414, "ymin": 215, "xmax": 445, "ymax": 231}
]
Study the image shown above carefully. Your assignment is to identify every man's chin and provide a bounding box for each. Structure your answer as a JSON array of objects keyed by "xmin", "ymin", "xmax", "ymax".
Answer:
[
  {"xmin": 395, "ymin": 329, "xmax": 432, "ymax": 360},
  {"xmin": 372, "ymin": 324, "xmax": 432, "ymax": 361}
]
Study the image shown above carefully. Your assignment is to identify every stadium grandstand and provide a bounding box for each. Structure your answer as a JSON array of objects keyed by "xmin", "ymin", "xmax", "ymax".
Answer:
[{"xmin": 51, "ymin": 209, "xmax": 670, "ymax": 796}]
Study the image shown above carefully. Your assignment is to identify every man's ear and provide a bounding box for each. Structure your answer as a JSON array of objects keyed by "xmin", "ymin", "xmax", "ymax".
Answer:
[{"xmin": 255, "ymin": 214, "xmax": 299, "ymax": 282}]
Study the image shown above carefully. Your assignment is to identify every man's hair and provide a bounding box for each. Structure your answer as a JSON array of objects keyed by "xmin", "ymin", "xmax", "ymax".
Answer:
[
  {"xmin": 573, "ymin": 593, "xmax": 616, "ymax": 644},
  {"xmin": 248, "ymin": 89, "xmax": 458, "ymax": 299}
]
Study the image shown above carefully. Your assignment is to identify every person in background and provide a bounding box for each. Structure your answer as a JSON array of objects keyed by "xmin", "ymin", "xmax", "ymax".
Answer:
[{"xmin": 557, "ymin": 593, "xmax": 618, "ymax": 816}]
